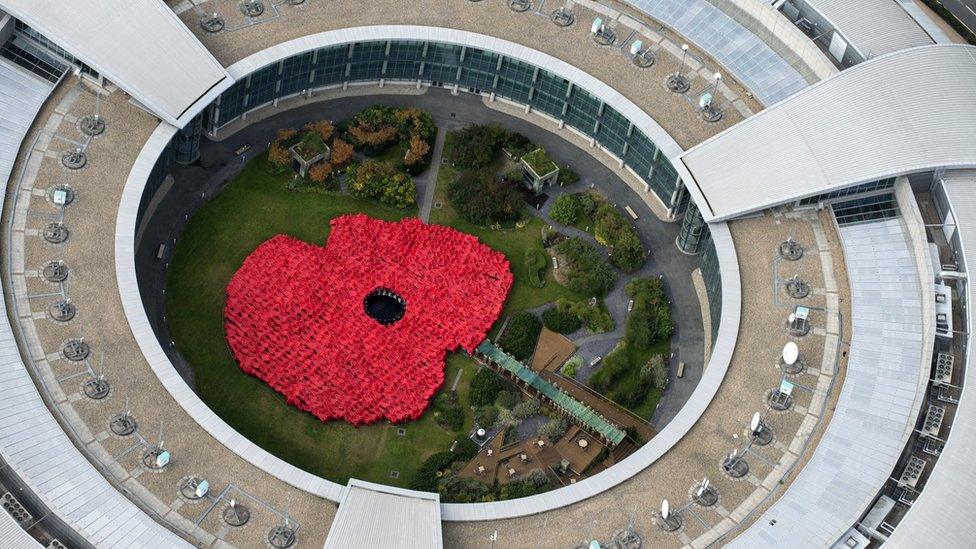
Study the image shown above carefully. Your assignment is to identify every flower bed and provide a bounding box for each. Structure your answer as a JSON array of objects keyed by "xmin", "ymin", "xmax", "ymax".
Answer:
[{"xmin": 224, "ymin": 214, "xmax": 512, "ymax": 425}]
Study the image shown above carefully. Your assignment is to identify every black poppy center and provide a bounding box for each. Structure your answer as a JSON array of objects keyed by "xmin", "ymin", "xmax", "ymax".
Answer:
[{"xmin": 364, "ymin": 288, "xmax": 406, "ymax": 325}]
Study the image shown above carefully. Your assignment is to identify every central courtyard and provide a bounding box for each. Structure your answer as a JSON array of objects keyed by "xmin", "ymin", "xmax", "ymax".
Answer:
[{"xmin": 153, "ymin": 93, "xmax": 704, "ymax": 500}]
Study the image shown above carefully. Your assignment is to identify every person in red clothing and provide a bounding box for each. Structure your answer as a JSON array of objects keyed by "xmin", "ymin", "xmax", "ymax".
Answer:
[{"xmin": 225, "ymin": 214, "xmax": 512, "ymax": 425}]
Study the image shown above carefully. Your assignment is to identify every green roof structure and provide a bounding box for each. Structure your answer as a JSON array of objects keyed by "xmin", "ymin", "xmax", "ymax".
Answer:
[{"xmin": 476, "ymin": 340, "xmax": 627, "ymax": 446}]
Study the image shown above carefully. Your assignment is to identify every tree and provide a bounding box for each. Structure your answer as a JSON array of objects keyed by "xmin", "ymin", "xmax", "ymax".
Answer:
[
  {"xmin": 447, "ymin": 125, "xmax": 507, "ymax": 169},
  {"xmin": 395, "ymin": 107, "xmax": 435, "ymax": 141},
  {"xmin": 346, "ymin": 160, "xmax": 417, "ymax": 208},
  {"xmin": 330, "ymin": 138, "xmax": 355, "ymax": 168},
  {"xmin": 611, "ymin": 230, "xmax": 645, "ymax": 272},
  {"xmin": 470, "ymin": 368, "xmax": 503, "ymax": 406},
  {"xmin": 512, "ymin": 398, "xmax": 541, "ymax": 420},
  {"xmin": 594, "ymin": 204, "xmax": 627, "ymax": 246},
  {"xmin": 404, "ymin": 135, "xmax": 431, "ymax": 167},
  {"xmin": 304, "ymin": 120, "xmax": 334, "ymax": 142},
  {"xmin": 552, "ymin": 237, "xmax": 616, "ymax": 298},
  {"xmin": 447, "ymin": 169, "xmax": 523, "ymax": 226},
  {"xmin": 625, "ymin": 277, "xmax": 673, "ymax": 349},
  {"xmin": 542, "ymin": 306, "xmax": 582, "ymax": 334},
  {"xmin": 410, "ymin": 451, "xmax": 457, "ymax": 491},
  {"xmin": 644, "ymin": 354, "xmax": 668, "ymax": 389},
  {"xmin": 474, "ymin": 405, "xmax": 499, "ymax": 428},
  {"xmin": 539, "ymin": 417, "xmax": 568, "ymax": 442},
  {"xmin": 498, "ymin": 312, "xmax": 543, "ymax": 361},
  {"xmin": 267, "ymin": 140, "xmax": 291, "ymax": 169},
  {"xmin": 495, "ymin": 390, "xmax": 519, "ymax": 410},
  {"xmin": 307, "ymin": 162, "xmax": 332, "ymax": 183},
  {"xmin": 549, "ymin": 194, "xmax": 583, "ymax": 225},
  {"xmin": 454, "ymin": 437, "xmax": 479, "ymax": 461},
  {"xmin": 276, "ymin": 127, "xmax": 297, "ymax": 141},
  {"xmin": 348, "ymin": 106, "xmax": 400, "ymax": 152}
]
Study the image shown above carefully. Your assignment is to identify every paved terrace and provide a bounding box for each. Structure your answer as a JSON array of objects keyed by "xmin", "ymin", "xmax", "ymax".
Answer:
[
  {"xmin": 3, "ymin": 82, "xmax": 333, "ymax": 549},
  {"xmin": 172, "ymin": 0, "xmax": 761, "ymax": 149},
  {"xmin": 6, "ymin": 74, "xmax": 851, "ymax": 545}
]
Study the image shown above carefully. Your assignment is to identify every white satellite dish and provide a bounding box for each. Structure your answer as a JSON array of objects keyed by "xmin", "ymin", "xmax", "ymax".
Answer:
[
  {"xmin": 751, "ymin": 412, "xmax": 762, "ymax": 433},
  {"xmin": 729, "ymin": 448, "xmax": 738, "ymax": 460},
  {"xmin": 782, "ymin": 341, "xmax": 799, "ymax": 365},
  {"xmin": 630, "ymin": 40, "xmax": 642, "ymax": 56},
  {"xmin": 696, "ymin": 478, "xmax": 708, "ymax": 497},
  {"xmin": 591, "ymin": 18, "xmax": 603, "ymax": 34},
  {"xmin": 788, "ymin": 313, "xmax": 796, "ymax": 323},
  {"xmin": 661, "ymin": 499, "xmax": 670, "ymax": 519}
]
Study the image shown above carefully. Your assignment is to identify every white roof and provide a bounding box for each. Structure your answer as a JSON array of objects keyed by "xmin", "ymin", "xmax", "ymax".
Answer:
[
  {"xmin": 0, "ymin": 58, "xmax": 52, "ymax": 187},
  {"xmin": 886, "ymin": 170, "xmax": 976, "ymax": 548},
  {"xmin": 324, "ymin": 480, "xmax": 442, "ymax": 549},
  {"xmin": 0, "ymin": 60, "xmax": 189, "ymax": 549},
  {"xmin": 0, "ymin": 0, "xmax": 231, "ymax": 126},
  {"xmin": 0, "ymin": 506, "xmax": 41, "ymax": 548},
  {"xmin": 680, "ymin": 44, "xmax": 976, "ymax": 222},
  {"xmin": 732, "ymin": 217, "xmax": 931, "ymax": 548},
  {"xmin": 803, "ymin": 0, "xmax": 934, "ymax": 58}
]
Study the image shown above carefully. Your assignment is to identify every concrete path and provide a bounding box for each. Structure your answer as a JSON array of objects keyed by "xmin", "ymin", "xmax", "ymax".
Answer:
[{"xmin": 417, "ymin": 128, "xmax": 447, "ymax": 222}]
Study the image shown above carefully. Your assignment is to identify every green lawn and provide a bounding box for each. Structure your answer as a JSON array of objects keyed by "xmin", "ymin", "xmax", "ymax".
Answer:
[{"xmin": 166, "ymin": 154, "xmax": 480, "ymax": 487}]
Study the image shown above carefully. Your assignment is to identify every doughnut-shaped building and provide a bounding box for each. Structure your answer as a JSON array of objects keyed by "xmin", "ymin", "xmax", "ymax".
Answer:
[{"xmin": 0, "ymin": 1, "xmax": 972, "ymax": 548}]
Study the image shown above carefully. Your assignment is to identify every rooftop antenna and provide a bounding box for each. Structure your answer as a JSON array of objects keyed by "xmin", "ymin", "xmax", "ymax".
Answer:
[
  {"xmin": 751, "ymin": 411, "xmax": 774, "ymax": 446},
  {"xmin": 591, "ymin": 18, "xmax": 616, "ymax": 45},
  {"xmin": 667, "ymin": 44, "xmax": 691, "ymax": 93},
  {"xmin": 693, "ymin": 477, "xmax": 718, "ymax": 507},
  {"xmin": 699, "ymin": 72, "xmax": 724, "ymax": 122},
  {"xmin": 630, "ymin": 40, "xmax": 655, "ymax": 68},
  {"xmin": 200, "ymin": 12, "xmax": 225, "ymax": 33},
  {"xmin": 109, "ymin": 397, "xmax": 137, "ymax": 436},
  {"xmin": 223, "ymin": 497, "xmax": 251, "ymax": 527},
  {"xmin": 658, "ymin": 498, "xmax": 681, "ymax": 531}
]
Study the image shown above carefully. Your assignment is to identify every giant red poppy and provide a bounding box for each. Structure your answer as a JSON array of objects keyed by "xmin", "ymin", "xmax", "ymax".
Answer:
[{"xmin": 224, "ymin": 214, "xmax": 512, "ymax": 425}]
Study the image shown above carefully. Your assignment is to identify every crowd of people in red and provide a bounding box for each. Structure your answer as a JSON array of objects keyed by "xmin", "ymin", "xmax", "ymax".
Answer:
[{"xmin": 224, "ymin": 214, "xmax": 513, "ymax": 425}]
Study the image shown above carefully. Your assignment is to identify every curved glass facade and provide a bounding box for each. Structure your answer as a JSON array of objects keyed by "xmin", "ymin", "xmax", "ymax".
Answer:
[{"xmin": 202, "ymin": 39, "xmax": 683, "ymax": 207}]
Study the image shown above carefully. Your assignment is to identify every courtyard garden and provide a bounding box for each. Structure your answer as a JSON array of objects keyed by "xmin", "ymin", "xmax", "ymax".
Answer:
[{"xmin": 165, "ymin": 109, "xmax": 675, "ymax": 499}]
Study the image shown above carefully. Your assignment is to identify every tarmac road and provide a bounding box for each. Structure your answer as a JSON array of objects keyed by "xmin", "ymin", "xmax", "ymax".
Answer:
[{"xmin": 943, "ymin": 0, "xmax": 976, "ymax": 34}]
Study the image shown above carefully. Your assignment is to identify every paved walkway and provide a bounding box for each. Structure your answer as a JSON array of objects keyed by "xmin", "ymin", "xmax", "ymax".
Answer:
[{"xmin": 417, "ymin": 128, "xmax": 447, "ymax": 222}]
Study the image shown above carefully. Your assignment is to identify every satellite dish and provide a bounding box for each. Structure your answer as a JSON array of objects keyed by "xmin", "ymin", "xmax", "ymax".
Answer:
[
  {"xmin": 630, "ymin": 40, "xmax": 642, "ymax": 56},
  {"xmin": 661, "ymin": 499, "xmax": 670, "ymax": 519},
  {"xmin": 729, "ymin": 449, "xmax": 738, "ymax": 460},
  {"xmin": 751, "ymin": 412, "xmax": 761, "ymax": 433},
  {"xmin": 782, "ymin": 342, "xmax": 799, "ymax": 365},
  {"xmin": 591, "ymin": 18, "xmax": 603, "ymax": 34},
  {"xmin": 702, "ymin": 478, "xmax": 710, "ymax": 491},
  {"xmin": 714, "ymin": 72, "xmax": 722, "ymax": 81},
  {"xmin": 681, "ymin": 43, "xmax": 689, "ymax": 52},
  {"xmin": 695, "ymin": 480, "xmax": 705, "ymax": 497},
  {"xmin": 788, "ymin": 313, "xmax": 796, "ymax": 323}
]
